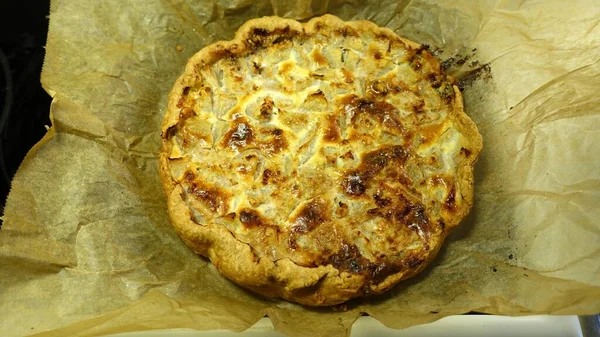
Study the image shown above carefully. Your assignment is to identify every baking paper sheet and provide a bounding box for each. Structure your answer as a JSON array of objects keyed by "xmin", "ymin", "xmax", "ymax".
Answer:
[{"xmin": 1, "ymin": 0, "xmax": 599, "ymax": 336}]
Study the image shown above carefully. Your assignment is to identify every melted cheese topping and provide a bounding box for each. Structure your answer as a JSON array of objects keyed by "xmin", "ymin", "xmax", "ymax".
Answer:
[{"xmin": 164, "ymin": 24, "xmax": 475, "ymax": 282}]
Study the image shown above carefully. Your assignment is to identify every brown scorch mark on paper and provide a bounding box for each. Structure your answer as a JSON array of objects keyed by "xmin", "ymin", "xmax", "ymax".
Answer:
[{"xmin": 456, "ymin": 63, "xmax": 492, "ymax": 91}]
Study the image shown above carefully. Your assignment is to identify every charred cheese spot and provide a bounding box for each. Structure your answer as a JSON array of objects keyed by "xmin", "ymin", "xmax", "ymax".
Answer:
[
  {"xmin": 326, "ymin": 243, "xmax": 410, "ymax": 285},
  {"xmin": 177, "ymin": 87, "xmax": 191, "ymax": 108},
  {"xmin": 239, "ymin": 208, "xmax": 269, "ymax": 229},
  {"xmin": 262, "ymin": 169, "xmax": 273, "ymax": 185},
  {"xmin": 184, "ymin": 171, "xmax": 195, "ymax": 183},
  {"xmin": 261, "ymin": 168, "xmax": 282, "ymax": 185},
  {"xmin": 460, "ymin": 147, "xmax": 472, "ymax": 157},
  {"xmin": 343, "ymin": 172, "xmax": 366, "ymax": 196},
  {"xmin": 412, "ymin": 99, "xmax": 426, "ymax": 114},
  {"xmin": 328, "ymin": 243, "xmax": 370, "ymax": 273},
  {"xmin": 288, "ymin": 235, "xmax": 298, "ymax": 250},
  {"xmin": 362, "ymin": 146, "xmax": 407, "ymax": 170},
  {"xmin": 339, "ymin": 151, "xmax": 354, "ymax": 160},
  {"xmin": 373, "ymin": 192, "xmax": 391, "ymax": 207},
  {"xmin": 336, "ymin": 201, "xmax": 349, "ymax": 218},
  {"xmin": 340, "ymin": 95, "xmax": 404, "ymax": 135},
  {"xmin": 438, "ymin": 220, "xmax": 446, "ymax": 230},
  {"xmin": 368, "ymin": 262, "xmax": 403, "ymax": 284},
  {"xmin": 342, "ymin": 146, "xmax": 408, "ymax": 197},
  {"xmin": 252, "ymin": 61, "xmax": 263, "ymax": 74},
  {"xmin": 444, "ymin": 185, "xmax": 457, "ymax": 211},
  {"xmin": 367, "ymin": 208, "xmax": 381, "ymax": 215},
  {"xmin": 291, "ymin": 198, "xmax": 329, "ymax": 233},
  {"xmin": 246, "ymin": 28, "xmax": 271, "ymax": 49},
  {"xmin": 259, "ymin": 97, "xmax": 274, "ymax": 120}
]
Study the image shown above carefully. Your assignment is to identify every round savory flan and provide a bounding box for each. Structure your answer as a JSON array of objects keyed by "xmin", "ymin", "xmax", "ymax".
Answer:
[{"xmin": 159, "ymin": 14, "xmax": 482, "ymax": 306}]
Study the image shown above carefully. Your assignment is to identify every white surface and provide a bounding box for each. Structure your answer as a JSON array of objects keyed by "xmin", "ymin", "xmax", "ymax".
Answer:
[{"xmin": 107, "ymin": 315, "xmax": 583, "ymax": 337}]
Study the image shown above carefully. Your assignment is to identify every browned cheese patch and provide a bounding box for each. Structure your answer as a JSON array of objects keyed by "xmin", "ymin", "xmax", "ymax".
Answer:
[
  {"xmin": 291, "ymin": 198, "xmax": 330, "ymax": 234},
  {"xmin": 221, "ymin": 118, "xmax": 255, "ymax": 150},
  {"xmin": 239, "ymin": 208, "xmax": 270, "ymax": 229},
  {"xmin": 342, "ymin": 145, "xmax": 408, "ymax": 197},
  {"xmin": 183, "ymin": 171, "xmax": 231, "ymax": 215},
  {"xmin": 259, "ymin": 96, "xmax": 274, "ymax": 120},
  {"xmin": 310, "ymin": 48, "xmax": 328, "ymax": 67},
  {"xmin": 340, "ymin": 95, "xmax": 405, "ymax": 136},
  {"xmin": 325, "ymin": 242, "xmax": 424, "ymax": 288},
  {"xmin": 323, "ymin": 114, "xmax": 341, "ymax": 142},
  {"xmin": 258, "ymin": 128, "xmax": 289, "ymax": 155},
  {"xmin": 238, "ymin": 208, "xmax": 282, "ymax": 256},
  {"xmin": 341, "ymin": 68, "xmax": 354, "ymax": 83}
]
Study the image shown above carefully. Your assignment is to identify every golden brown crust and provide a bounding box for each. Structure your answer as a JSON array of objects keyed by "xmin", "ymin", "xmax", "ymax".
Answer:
[{"xmin": 159, "ymin": 14, "xmax": 482, "ymax": 306}]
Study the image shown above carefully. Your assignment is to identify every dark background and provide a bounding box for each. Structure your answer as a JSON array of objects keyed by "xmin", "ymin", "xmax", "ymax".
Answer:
[{"xmin": 0, "ymin": 0, "xmax": 52, "ymax": 218}]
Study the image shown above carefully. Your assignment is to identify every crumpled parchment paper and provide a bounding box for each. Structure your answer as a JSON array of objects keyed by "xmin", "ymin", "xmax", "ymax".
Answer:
[{"xmin": 1, "ymin": 0, "xmax": 599, "ymax": 336}]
